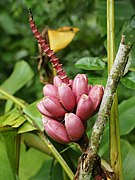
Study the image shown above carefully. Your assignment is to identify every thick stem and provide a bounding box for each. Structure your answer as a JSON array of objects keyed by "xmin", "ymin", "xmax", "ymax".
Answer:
[
  {"xmin": 107, "ymin": 1, "xmax": 123, "ymax": 179},
  {"xmin": 76, "ymin": 36, "xmax": 131, "ymax": 179}
]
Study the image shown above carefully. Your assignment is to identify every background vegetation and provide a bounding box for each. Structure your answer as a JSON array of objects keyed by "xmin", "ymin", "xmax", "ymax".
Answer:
[{"xmin": 0, "ymin": 0, "xmax": 135, "ymax": 179}]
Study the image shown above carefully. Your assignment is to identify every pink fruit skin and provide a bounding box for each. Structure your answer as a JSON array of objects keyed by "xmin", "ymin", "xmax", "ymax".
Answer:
[
  {"xmin": 88, "ymin": 85, "xmax": 93, "ymax": 94},
  {"xmin": 72, "ymin": 74, "xmax": 88, "ymax": 103},
  {"xmin": 89, "ymin": 85, "xmax": 104, "ymax": 112},
  {"xmin": 58, "ymin": 83, "xmax": 76, "ymax": 111},
  {"xmin": 42, "ymin": 96, "xmax": 67, "ymax": 118},
  {"xmin": 43, "ymin": 84, "xmax": 59, "ymax": 99},
  {"xmin": 53, "ymin": 76, "xmax": 63, "ymax": 87},
  {"xmin": 65, "ymin": 113, "xmax": 85, "ymax": 141},
  {"xmin": 37, "ymin": 101, "xmax": 53, "ymax": 117},
  {"xmin": 43, "ymin": 116, "xmax": 70, "ymax": 144},
  {"xmin": 76, "ymin": 94, "xmax": 94, "ymax": 122}
]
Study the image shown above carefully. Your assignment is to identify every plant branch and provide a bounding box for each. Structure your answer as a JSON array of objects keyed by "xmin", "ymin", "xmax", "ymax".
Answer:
[
  {"xmin": 107, "ymin": 0, "xmax": 123, "ymax": 178},
  {"xmin": 0, "ymin": 88, "xmax": 26, "ymax": 109},
  {"xmin": 76, "ymin": 36, "xmax": 131, "ymax": 179}
]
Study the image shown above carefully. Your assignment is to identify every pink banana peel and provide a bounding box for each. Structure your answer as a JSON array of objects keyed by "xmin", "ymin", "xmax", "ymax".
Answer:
[
  {"xmin": 58, "ymin": 83, "xmax": 76, "ymax": 111},
  {"xmin": 65, "ymin": 113, "xmax": 85, "ymax": 141},
  {"xmin": 72, "ymin": 74, "xmax": 88, "ymax": 103},
  {"xmin": 76, "ymin": 94, "xmax": 94, "ymax": 122},
  {"xmin": 43, "ymin": 116, "xmax": 70, "ymax": 144}
]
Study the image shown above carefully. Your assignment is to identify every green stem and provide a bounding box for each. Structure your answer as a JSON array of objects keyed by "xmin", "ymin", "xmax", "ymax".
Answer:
[
  {"xmin": 38, "ymin": 132, "xmax": 74, "ymax": 180},
  {"xmin": 0, "ymin": 88, "xmax": 25, "ymax": 109},
  {"xmin": 107, "ymin": 0, "xmax": 123, "ymax": 179}
]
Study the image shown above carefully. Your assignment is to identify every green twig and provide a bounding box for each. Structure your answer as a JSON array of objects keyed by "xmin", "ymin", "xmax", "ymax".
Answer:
[
  {"xmin": 77, "ymin": 36, "xmax": 131, "ymax": 179},
  {"xmin": 107, "ymin": 0, "xmax": 123, "ymax": 179},
  {"xmin": 0, "ymin": 88, "xmax": 25, "ymax": 109}
]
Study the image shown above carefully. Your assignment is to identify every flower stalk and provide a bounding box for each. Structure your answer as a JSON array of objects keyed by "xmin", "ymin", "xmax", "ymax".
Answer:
[{"xmin": 29, "ymin": 11, "xmax": 69, "ymax": 84}]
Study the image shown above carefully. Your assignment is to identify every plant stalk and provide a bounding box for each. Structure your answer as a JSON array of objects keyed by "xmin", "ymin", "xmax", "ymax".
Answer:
[
  {"xmin": 77, "ymin": 36, "xmax": 131, "ymax": 179},
  {"xmin": 38, "ymin": 132, "xmax": 74, "ymax": 180},
  {"xmin": 107, "ymin": 0, "xmax": 123, "ymax": 179},
  {"xmin": 0, "ymin": 88, "xmax": 25, "ymax": 109}
]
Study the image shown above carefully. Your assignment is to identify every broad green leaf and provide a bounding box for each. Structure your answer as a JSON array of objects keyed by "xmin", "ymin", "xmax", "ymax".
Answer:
[
  {"xmin": 121, "ymin": 139, "xmax": 135, "ymax": 180},
  {"xmin": 19, "ymin": 143, "xmax": 52, "ymax": 180},
  {"xmin": 4, "ymin": 100, "xmax": 14, "ymax": 113},
  {"xmin": 1, "ymin": 60, "xmax": 34, "ymax": 94},
  {"xmin": 119, "ymin": 97, "xmax": 135, "ymax": 135},
  {"xmin": 130, "ymin": 49, "xmax": 135, "ymax": 71},
  {"xmin": 98, "ymin": 125, "xmax": 109, "ymax": 158},
  {"xmin": 21, "ymin": 133, "xmax": 51, "ymax": 156},
  {"xmin": 88, "ymin": 77, "xmax": 107, "ymax": 86},
  {"xmin": 1, "ymin": 109, "xmax": 26, "ymax": 128},
  {"xmin": 0, "ymin": 134, "xmax": 15, "ymax": 180},
  {"xmin": 0, "ymin": 112, "xmax": 11, "ymax": 127},
  {"xmin": 122, "ymin": 15, "xmax": 135, "ymax": 45},
  {"xmin": 29, "ymin": 160, "xmax": 52, "ymax": 180},
  {"xmin": 23, "ymin": 100, "xmax": 44, "ymax": 131},
  {"xmin": 18, "ymin": 121, "xmax": 37, "ymax": 134},
  {"xmin": 52, "ymin": 162, "xmax": 63, "ymax": 180},
  {"xmin": 75, "ymin": 57, "xmax": 106, "ymax": 70},
  {"xmin": 121, "ymin": 71, "xmax": 135, "ymax": 90},
  {"xmin": 0, "ymin": 13, "xmax": 16, "ymax": 34}
]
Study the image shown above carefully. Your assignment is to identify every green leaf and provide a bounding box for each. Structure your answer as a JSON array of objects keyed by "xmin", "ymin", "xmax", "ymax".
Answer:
[
  {"xmin": 1, "ymin": 60, "xmax": 34, "ymax": 94},
  {"xmin": 122, "ymin": 15, "xmax": 135, "ymax": 45},
  {"xmin": 23, "ymin": 100, "xmax": 44, "ymax": 131},
  {"xmin": 119, "ymin": 97, "xmax": 135, "ymax": 135},
  {"xmin": 21, "ymin": 133, "xmax": 51, "ymax": 156},
  {"xmin": 88, "ymin": 77, "xmax": 107, "ymax": 86},
  {"xmin": 130, "ymin": 49, "xmax": 135, "ymax": 71},
  {"xmin": 98, "ymin": 125, "xmax": 109, "ymax": 158},
  {"xmin": 0, "ymin": 112, "xmax": 11, "ymax": 127},
  {"xmin": 4, "ymin": 100, "xmax": 14, "ymax": 113},
  {"xmin": 121, "ymin": 139, "xmax": 135, "ymax": 180},
  {"xmin": 1, "ymin": 109, "xmax": 26, "ymax": 128},
  {"xmin": 19, "ymin": 143, "xmax": 52, "ymax": 180},
  {"xmin": 121, "ymin": 71, "xmax": 135, "ymax": 90},
  {"xmin": 18, "ymin": 121, "xmax": 37, "ymax": 134},
  {"xmin": 0, "ymin": 13, "xmax": 16, "ymax": 34},
  {"xmin": 0, "ymin": 134, "xmax": 15, "ymax": 180},
  {"xmin": 75, "ymin": 57, "xmax": 106, "ymax": 70},
  {"xmin": 30, "ymin": 160, "xmax": 52, "ymax": 180},
  {"xmin": 52, "ymin": 162, "xmax": 63, "ymax": 180}
]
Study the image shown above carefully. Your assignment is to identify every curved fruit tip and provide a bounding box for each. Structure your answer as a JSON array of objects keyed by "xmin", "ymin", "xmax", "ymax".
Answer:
[
  {"xmin": 42, "ymin": 96, "xmax": 67, "ymax": 118},
  {"xmin": 76, "ymin": 94, "xmax": 94, "ymax": 122},
  {"xmin": 53, "ymin": 76, "xmax": 63, "ymax": 87},
  {"xmin": 58, "ymin": 83, "xmax": 76, "ymax": 111},
  {"xmin": 72, "ymin": 74, "xmax": 88, "ymax": 103},
  {"xmin": 65, "ymin": 113, "xmax": 85, "ymax": 141},
  {"xmin": 43, "ymin": 84, "xmax": 59, "ymax": 99},
  {"xmin": 89, "ymin": 85, "xmax": 104, "ymax": 113},
  {"xmin": 43, "ymin": 116, "xmax": 70, "ymax": 144},
  {"xmin": 37, "ymin": 101, "xmax": 54, "ymax": 117}
]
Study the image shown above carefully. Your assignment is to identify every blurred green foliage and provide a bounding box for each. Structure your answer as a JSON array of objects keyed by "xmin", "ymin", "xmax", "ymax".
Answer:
[{"xmin": 0, "ymin": 0, "xmax": 135, "ymax": 180}]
